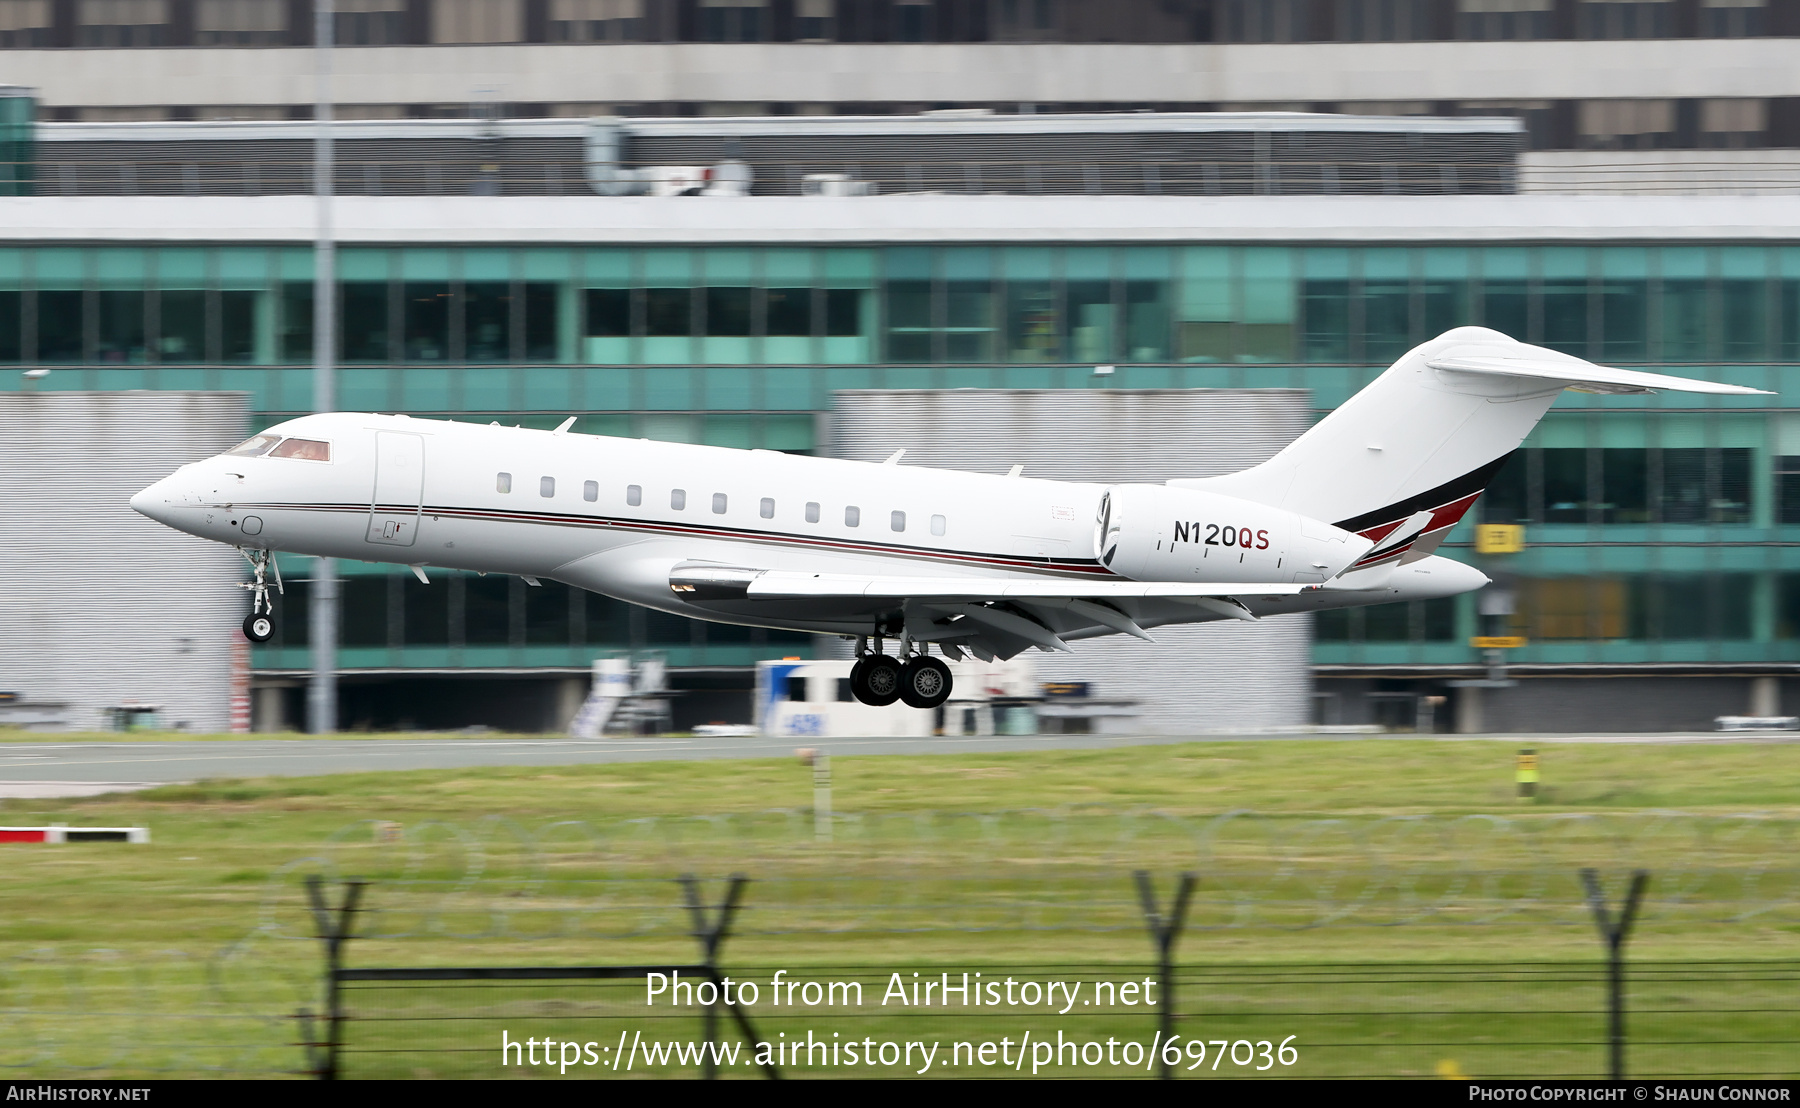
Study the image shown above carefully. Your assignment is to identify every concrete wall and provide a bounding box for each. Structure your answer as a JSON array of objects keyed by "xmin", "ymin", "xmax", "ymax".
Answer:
[
  {"xmin": 0, "ymin": 391, "xmax": 247, "ymax": 732},
  {"xmin": 1318, "ymin": 674, "xmax": 1799, "ymax": 734},
  {"xmin": 1520, "ymin": 151, "xmax": 1800, "ymax": 196},
  {"xmin": 3, "ymin": 39, "xmax": 1795, "ymax": 111}
]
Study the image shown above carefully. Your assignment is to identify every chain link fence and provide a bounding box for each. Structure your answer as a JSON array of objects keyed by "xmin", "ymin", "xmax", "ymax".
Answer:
[{"xmin": 252, "ymin": 809, "xmax": 1800, "ymax": 939}]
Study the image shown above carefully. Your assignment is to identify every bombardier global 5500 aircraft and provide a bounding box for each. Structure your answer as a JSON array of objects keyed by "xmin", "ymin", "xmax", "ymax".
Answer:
[{"xmin": 132, "ymin": 328, "xmax": 1766, "ymax": 711}]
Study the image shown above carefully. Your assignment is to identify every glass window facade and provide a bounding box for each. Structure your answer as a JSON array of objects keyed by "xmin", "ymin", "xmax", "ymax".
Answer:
[
  {"xmin": 1, "ymin": 243, "xmax": 1793, "ymax": 369},
  {"xmin": 6, "ymin": 238, "xmax": 1798, "ymax": 670}
]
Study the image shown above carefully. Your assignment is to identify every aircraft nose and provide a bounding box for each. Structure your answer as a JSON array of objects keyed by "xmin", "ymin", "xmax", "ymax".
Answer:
[{"xmin": 130, "ymin": 476, "xmax": 178, "ymax": 525}]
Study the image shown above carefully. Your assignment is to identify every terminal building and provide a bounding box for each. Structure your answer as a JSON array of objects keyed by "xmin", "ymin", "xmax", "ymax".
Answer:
[
  {"xmin": 1, "ymin": 32, "xmax": 1798, "ymax": 730},
  {"xmin": 0, "ymin": 0, "xmax": 1798, "ymax": 200}
]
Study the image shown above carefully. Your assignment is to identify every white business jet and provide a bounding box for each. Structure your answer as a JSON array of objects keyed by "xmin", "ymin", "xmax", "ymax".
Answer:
[{"xmin": 132, "ymin": 327, "xmax": 1765, "ymax": 711}]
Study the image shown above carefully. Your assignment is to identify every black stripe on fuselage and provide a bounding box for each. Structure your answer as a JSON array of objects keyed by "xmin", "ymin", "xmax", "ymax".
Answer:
[
  {"xmin": 243, "ymin": 500, "xmax": 1116, "ymax": 578},
  {"xmin": 1331, "ymin": 451, "xmax": 1516, "ymax": 535}
]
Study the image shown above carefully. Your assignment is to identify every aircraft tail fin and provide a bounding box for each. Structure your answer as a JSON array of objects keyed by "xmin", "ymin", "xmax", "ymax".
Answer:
[{"xmin": 1177, "ymin": 327, "xmax": 1769, "ymax": 568}]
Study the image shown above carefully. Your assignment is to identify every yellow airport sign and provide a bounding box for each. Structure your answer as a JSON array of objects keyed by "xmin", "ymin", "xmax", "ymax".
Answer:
[
  {"xmin": 1475, "ymin": 524, "xmax": 1525, "ymax": 554},
  {"xmin": 1471, "ymin": 636, "xmax": 1528, "ymax": 649}
]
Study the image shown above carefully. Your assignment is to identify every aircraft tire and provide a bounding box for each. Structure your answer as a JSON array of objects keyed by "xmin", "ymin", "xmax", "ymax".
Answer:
[
  {"xmin": 242, "ymin": 612, "xmax": 276, "ymax": 643},
  {"xmin": 898, "ymin": 656, "xmax": 953, "ymax": 710},
  {"xmin": 855, "ymin": 655, "xmax": 903, "ymax": 707}
]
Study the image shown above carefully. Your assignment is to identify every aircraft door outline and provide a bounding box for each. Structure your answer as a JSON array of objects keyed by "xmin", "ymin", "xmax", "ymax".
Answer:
[{"xmin": 367, "ymin": 431, "xmax": 424, "ymax": 547}]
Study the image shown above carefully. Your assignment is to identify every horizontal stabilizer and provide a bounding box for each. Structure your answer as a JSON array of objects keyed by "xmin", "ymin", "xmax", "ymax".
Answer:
[{"xmin": 1428, "ymin": 351, "xmax": 1770, "ymax": 396}]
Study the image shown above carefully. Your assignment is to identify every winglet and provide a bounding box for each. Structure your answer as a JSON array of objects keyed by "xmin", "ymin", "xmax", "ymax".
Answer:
[
  {"xmin": 883, "ymin": 449, "xmax": 906, "ymax": 465},
  {"xmin": 552, "ymin": 416, "xmax": 578, "ymax": 434}
]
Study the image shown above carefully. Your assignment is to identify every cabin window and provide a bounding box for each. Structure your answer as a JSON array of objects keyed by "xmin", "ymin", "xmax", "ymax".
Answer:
[
  {"xmin": 805, "ymin": 501, "xmax": 820, "ymax": 523},
  {"xmin": 845, "ymin": 506, "xmax": 861, "ymax": 527},
  {"xmin": 760, "ymin": 497, "xmax": 775, "ymax": 519},
  {"xmin": 583, "ymin": 480, "xmax": 599, "ymax": 502},
  {"xmin": 671, "ymin": 488, "xmax": 686, "ymax": 510},
  {"xmin": 496, "ymin": 472, "xmax": 512, "ymax": 493},
  {"xmin": 931, "ymin": 514, "xmax": 947, "ymax": 536},
  {"xmin": 626, "ymin": 484, "xmax": 642, "ymax": 506},
  {"xmin": 540, "ymin": 476, "xmax": 555, "ymax": 498},
  {"xmin": 225, "ymin": 433, "xmax": 281, "ymax": 458},
  {"xmin": 891, "ymin": 510, "xmax": 906, "ymax": 532},
  {"xmin": 712, "ymin": 493, "xmax": 728, "ymax": 514},
  {"xmin": 269, "ymin": 438, "xmax": 331, "ymax": 462}
]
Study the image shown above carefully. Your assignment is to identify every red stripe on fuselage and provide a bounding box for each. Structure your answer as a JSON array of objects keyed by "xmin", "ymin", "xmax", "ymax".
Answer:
[
  {"xmin": 1350, "ymin": 489, "xmax": 1484, "ymax": 568},
  {"xmin": 240, "ymin": 500, "xmax": 1119, "ymax": 579}
]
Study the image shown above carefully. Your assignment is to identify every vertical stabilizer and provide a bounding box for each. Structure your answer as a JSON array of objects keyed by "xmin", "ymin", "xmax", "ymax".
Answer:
[{"xmin": 1177, "ymin": 327, "xmax": 1768, "ymax": 568}]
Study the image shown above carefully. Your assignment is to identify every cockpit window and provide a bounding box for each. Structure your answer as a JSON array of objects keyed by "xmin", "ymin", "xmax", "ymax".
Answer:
[
  {"xmin": 224, "ymin": 433, "xmax": 281, "ymax": 458},
  {"xmin": 268, "ymin": 438, "xmax": 332, "ymax": 462}
]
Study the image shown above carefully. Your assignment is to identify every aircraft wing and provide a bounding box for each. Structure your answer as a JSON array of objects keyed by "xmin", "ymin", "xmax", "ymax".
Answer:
[
  {"xmin": 670, "ymin": 563, "xmax": 1304, "ymax": 601},
  {"xmin": 667, "ymin": 561, "xmax": 1303, "ymax": 659}
]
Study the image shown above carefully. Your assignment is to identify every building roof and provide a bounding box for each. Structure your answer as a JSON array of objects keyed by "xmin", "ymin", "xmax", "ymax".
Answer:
[
  {"xmin": 35, "ymin": 111, "xmax": 1523, "ymax": 144},
  {"xmin": 0, "ymin": 194, "xmax": 1795, "ymax": 244}
]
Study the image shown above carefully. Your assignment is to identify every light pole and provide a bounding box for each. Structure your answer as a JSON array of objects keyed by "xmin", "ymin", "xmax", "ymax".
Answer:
[{"xmin": 307, "ymin": 0, "xmax": 338, "ymax": 735}]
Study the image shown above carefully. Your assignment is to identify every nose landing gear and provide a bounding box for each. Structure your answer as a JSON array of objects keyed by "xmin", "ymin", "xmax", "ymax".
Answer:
[
  {"xmin": 849, "ymin": 634, "xmax": 953, "ymax": 709},
  {"xmin": 238, "ymin": 547, "xmax": 282, "ymax": 643}
]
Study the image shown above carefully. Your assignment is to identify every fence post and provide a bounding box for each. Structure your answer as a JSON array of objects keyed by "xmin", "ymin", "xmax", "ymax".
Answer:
[
  {"xmin": 1133, "ymin": 870, "xmax": 1197, "ymax": 1080},
  {"xmin": 304, "ymin": 875, "xmax": 368, "ymax": 1081},
  {"xmin": 679, "ymin": 873, "xmax": 765, "ymax": 1080},
  {"xmin": 1579, "ymin": 868, "xmax": 1649, "ymax": 1081}
]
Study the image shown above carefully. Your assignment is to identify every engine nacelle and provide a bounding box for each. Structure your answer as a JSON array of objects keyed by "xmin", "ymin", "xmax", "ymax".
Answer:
[{"xmin": 1095, "ymin": 484, "xmax": 1374, "ymax": 584}]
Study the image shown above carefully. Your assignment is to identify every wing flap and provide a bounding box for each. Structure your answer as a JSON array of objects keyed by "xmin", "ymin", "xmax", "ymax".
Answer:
[{"xmin": 741, "ymin": 570, "xmax": 1304, "ymax": 601}]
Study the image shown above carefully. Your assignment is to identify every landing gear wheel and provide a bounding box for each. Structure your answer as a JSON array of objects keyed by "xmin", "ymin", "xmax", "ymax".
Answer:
[
  {"xmin": 242, "ymin": 611, "xmax": 275, "ymax": 643},
  {"xmin": 898, "ymin": 656, "xmax": 953, "ymax": 710},
  {"xmin": 851, "ymin": 655, "xmax": 902, "ymax": 706}
]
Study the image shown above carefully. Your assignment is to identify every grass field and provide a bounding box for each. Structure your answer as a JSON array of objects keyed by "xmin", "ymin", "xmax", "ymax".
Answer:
[{"xmin": 1, "ymin": 737, "xmax": 1796, "ymax": 1078}]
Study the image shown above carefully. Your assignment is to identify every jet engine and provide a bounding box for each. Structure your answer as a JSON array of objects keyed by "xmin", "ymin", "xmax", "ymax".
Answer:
[{"xmin": 1095, "ymin": 484, "xmax": 1373, "ymax": 585}]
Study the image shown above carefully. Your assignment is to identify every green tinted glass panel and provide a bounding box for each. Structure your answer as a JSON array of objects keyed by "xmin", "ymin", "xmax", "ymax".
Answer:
[
  {"xmin": 159, "ymin": 289, "xmax": 204, "ymax": 362},
  {"xmin": 157, "ymin": 248, "xmax": 207, "ymax": 289},
  {"xmin": 36, "ymin": 248, "xmax": 83, "ymax": 288},
  {"xmin": 0, "ymin": 290, "xmax": 19, "ymax": 361},
  {"xmin": 526, "ymin": 582, "xmax": 572, "ymax": 645},
  {"xmin": 643, "ymin": 249, "xmax": 692, "ymax": 284},
  {"xmin": 1240, "ymin": 247, "xmax": 1294, "ymax": 362},
  {"xmin": 822, "ymin": 249, "xmax": 876, "ymax": 284},
  {"xmin": 763, "ymin": 249, "xmax": 812, "ymax": 285},
  {"xmin": 217, "ymin": 248, "xmax": 268, "ymax": 289},
  {"xmin": 400, "ymin": 249, "xmax": 452, "ymax": 281},
  {"xmin": 403, "ymin": 282, "xmax": 450, "ymax": 361},
  {"xmin": 342, "ymin": 283, "xmax": 389, "ymax": 362},
  {"xmin": 1176, "ymin": 246, "xmax": 1231, "ymax": 363},
  {"xmin": 583, "ymin": 250, "xmax": 630, "ymax": 284},
  {"xmin": 1599, "ymin": 249, "xmax": 1648, "ymax": 362},
  {"xmin": 403, "ymin": 575, "xmax": 449, "ymax": 646},
  {"xmin": 465, "ymin": 282, "xmax": 511, "ymax": 362},
  {"xmin": 703, "ymin": 249, "xmax": 753, "ymax": 285},
  {"xmin": 95, "ymin": 248, "xmax": 145, "ymax": 287},
  {"xmin": 221, "ymin": 291, "xmax": 256, "ymax": 363},
  {"xmin": 521, "ymin": 249, "xmax": 570, "ymax": 280},
  {"xmin": 1302, "ymin": 249, "xmax": 1349, "ymax": 361},
  {"xmin": 1360, "ymin": 248, "xmax": 1410, "ymax": 364},
  {"xmin": 463, "ymin": 249, "xmax": 510, "ymax": 282}
]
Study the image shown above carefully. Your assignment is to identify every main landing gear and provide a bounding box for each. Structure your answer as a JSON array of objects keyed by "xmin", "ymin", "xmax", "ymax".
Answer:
[
  {"xmin": 849, "ymin": 636, "xmax": 953, "ymax": 710},
  {"xmin": 238, "ymin": 547, "xmax": 282, "ymax": 643}
]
